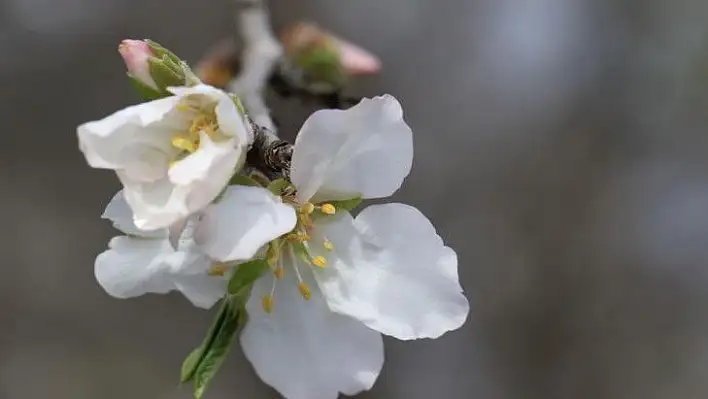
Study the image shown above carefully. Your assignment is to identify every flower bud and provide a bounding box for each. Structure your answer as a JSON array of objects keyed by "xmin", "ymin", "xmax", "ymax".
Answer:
[
  {"xmin": 119, "ymin": 39, "xmax": 201, "ymax": 100},
  {"xmin": 119, "ymin": 40, "xmax": 159, "ymax": 90}
]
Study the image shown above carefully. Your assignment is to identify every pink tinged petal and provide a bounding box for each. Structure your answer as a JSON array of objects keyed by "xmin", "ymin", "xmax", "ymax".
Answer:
[
  {"xmin": 118, "ymin": 39, "xmax": 159, "ymax": 90},
  {"xmin": 240, "ymin": 270, "xmax": 384, "ymax": 399},
  {"xmin": 290, "ymin": 95, "xmax": 413, "ymax": 203},
  {"xmin": 102, "ymin": 190, "xmax": 166, "ymax": 238},
  {"xmin": 77, "ymin": 96, "xmax": 180, "ymax": 179},
  {"xmin": 333, "ymin": 36, "xmax": 382, "ymax": 76},
  {"xmin": 194, "ymin": 186, "xmax": 297, "ymax": 262},
  {"xmin": 312, "ymin": 204, "xmax": 469, "ymax": 340}
]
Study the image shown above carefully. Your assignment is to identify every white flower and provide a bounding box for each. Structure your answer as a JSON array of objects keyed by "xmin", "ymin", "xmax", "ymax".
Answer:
[
  {"xmin": 78, "ymin": 84, "xmax": 252, "ymax": 230},
  {"xmin": 94, "ymin": 191, "xmax": 228, "ymax": 309},
  {"xmin": 194, "ymin": 95, "xmax": 469, "ymax": 399}
]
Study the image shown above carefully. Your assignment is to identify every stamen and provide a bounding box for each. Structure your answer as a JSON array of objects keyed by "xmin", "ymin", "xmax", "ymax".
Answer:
[
  {"xmin": 312, "ymin": 256, "xmax": 327, "ymax": 268},
  {"xmin": 302, "ymin": 202, "xmax": 315, "ymax": 214},
  {"xmin": 323, "ymin": 238, "xmax": 334, "ymax": 251},
  {"xmin": 288, "ymin": 244, "xmax": 312, "ymax": 300},
  {"xmin": 320, "ymin": 203, "xmax": 336, "ymax": 215},
  {"xmin": 261, "ymin": 295, "xmax": 274, "ymax": 313},
  {"xmin": 262, "ymin": 275, "xmax": 277, "ymax": 313},
  {"xmin": 171, "ymin": 135, "xmax": 197, "ymax": 153},
  {"xmin": 274, "ymin": 266, "xmax": 285, "ymax": 279},
  {"xmin": 298, "ymin": 282, "xmax": 312, "ymax": 300}
]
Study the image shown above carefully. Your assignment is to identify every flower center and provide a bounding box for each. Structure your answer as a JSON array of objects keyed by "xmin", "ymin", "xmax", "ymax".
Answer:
[
  {"xmin": 169, "ymin": 100, "xmax": 220, "ymax": 162},
  {"xmin": 259, "ymin": 200, "xmax": 338, "ymax": 314}
]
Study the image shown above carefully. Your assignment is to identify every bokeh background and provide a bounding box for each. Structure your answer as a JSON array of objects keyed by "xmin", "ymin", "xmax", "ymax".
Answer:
[{"xmin": 3, "ymin": 0, "xmax": 708, "ymax": 398}]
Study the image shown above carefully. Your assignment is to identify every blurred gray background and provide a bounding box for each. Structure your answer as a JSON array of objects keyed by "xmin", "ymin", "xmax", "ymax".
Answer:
[{"xmin": 3, "ymin": 0, "xmax": 708, "ymax": 398}]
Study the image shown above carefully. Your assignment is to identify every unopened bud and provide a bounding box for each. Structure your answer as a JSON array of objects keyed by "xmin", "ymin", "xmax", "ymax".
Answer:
[
  {"xmin": 281, "ymin": 22, "xmax": 381, "ymax": 89},
  {"xmin": 119, "ymin": 39, "xmax": 200, "ymax": 100},
  {"xmin": 119, "ymin": 39, "xmax": 159, "ymax": 91}
]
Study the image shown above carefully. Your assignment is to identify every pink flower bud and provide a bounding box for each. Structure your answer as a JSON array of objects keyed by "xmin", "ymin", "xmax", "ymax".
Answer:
[{"xmin": 118, "ymin": 39, "xmax": 159, "ymax": 90}]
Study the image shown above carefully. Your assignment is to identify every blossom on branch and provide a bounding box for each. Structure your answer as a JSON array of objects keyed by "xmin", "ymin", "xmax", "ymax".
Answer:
[
  {"xmin": 77, "ymin": 84, "xmax": 252, "ymax": 230},
  {"xmin": 193, "ymin": 95, "xmax": 469, "ymax": 399}
]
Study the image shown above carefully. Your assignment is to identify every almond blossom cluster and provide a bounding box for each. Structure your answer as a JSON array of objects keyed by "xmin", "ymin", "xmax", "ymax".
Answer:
[{"xmin": 77, "ymin": 39, "xmax": 469, "ymax": 399}]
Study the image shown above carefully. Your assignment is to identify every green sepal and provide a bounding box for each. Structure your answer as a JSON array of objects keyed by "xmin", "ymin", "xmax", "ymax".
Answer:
[
  {"xmin": 228, "ymin": 259, "xmax": 269, "ymax": 296},
  {"xmin": 267, "ymin": 178, "xmax": 291, "ymax": 196},
  {"xmin": 290, "ymin": 241, "xmax": 312, "ymax": 264},
  {"xmin": 229, "ymin": 174, "xmax": 263, "ymax": 188},
  {"xmin": 145, "ymin": 39, "xmax": 182, "ymax": 66},
  {"xmin": 149, "ymin": 57, "xmax": 185, "ymax": 91},
  {"xmin": 295, "ymin": 46, "xmax": 348, "ymax": 90},
  {"xmin": 229, "ymin": 94, "xmax": 247, "ymax": 117},
  {"xmin": 128, "ymin": 74, "xmax": 164, "ymax": 101}
]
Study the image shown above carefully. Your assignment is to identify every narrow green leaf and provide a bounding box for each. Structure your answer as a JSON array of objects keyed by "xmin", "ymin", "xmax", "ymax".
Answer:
[
  {"xmin": 329, "ymin": 197, "xmax": 363, "ymax": 213},
  {"xmin": 229, "ymin": 174, "xmax": 262, "ymax": 187},
  {"xmin": 180, "ymin": 300, "xmax": 230, "ymax": 383},
  {"xmin": 180, "ymin": 347, "xmax": 203, "ymax": 383},
  {"xmin": 267, "ymin": 178, "xmax": 290, "ymax": 196},
  {"xmin": 193, "ymin": 301, "xmax": 242, "ymax": 399},
  {"xmin": 228, "ymin": 259, "xmax": 269, "ymax": 296}
]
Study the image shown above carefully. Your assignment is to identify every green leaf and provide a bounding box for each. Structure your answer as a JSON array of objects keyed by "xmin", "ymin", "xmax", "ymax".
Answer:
[
  {"xmin": 229, "ymin": 174, "xmax": 262, "ymax": 187},
  {"xmin": 149, "ymin": 57, "xmax": 184, "ymax": 90},
  {"xmin": 267, "ymin": 178, "xmax": 290, "ymax": 196},
  {"xmin": 180, "ymin": 300, "xmax": 230, "ymax": 383},
  {"xmin": 180, "ymin": 347, "xmax": 203, "ymax": 383},
  {"xmin": 329, "ymin": 197, "xmax": 363, "ymax": 213},
  {"xmin": 228, "ymin": 259, "xmax": 269, "ymax": 296},
  {"xmin": 193, "ymin": 300, "xmax": 242, "ymax": 399},
  {"xmin": 128, "ymin": 74, "xmax": 164, "ymax": 100}
]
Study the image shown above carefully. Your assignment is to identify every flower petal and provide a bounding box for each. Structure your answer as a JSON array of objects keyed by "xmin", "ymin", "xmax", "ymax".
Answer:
[
  {"xmin": 290, "ymin": 95, "xmax": 413, "ymax": 203},
  {"xmin": 77, "ymin": 96, "xmax": 180, "ymax": 181},
  {"xmin": 102, "ymin": 191, "xmax": 166, "ymax": 238},
  {"xmin": 312, "ymin": 204, "xmax": 469, "ymax": 340},
  {"xmin": 241, "ymin": 271, "xmax": 383, "ymax": 399},
  {"xmin": 194, "ymin": 186, "xmax": 297, "ymax": 262},
  {"xmin": 94, "ymin": 236, "xmax": 175, "ymax": 299},
  {"xmin": 118, "ymin": 174, "xmax": 188, "ymax": 231}
]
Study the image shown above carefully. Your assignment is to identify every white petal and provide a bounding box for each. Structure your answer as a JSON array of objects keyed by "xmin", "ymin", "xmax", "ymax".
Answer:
[
  {"xmin": 94, "ymin": 236, "xmax": 175, "ymax": 299},
  {"xmin": 194, "ymin": 186, "xmax": 297, "ymax": 262},
  {"xmin": 119, "ymin": 174, "xmax": 188, "ymax": 231},
  {"xmin": 312, "ymin": 204, "xmax": 469, "ymax": 340},
  {"xmin": 290, "ymin": 95, "xmax": 413, "ymax": 202},
  {"xmin": 77, "ymin": 97, "xmax": 180, "ymax": 181},
  {"xmin": 241, "ymin": 271, "xmax": 383, "ymax": 399},
  {"xmin": 101, "ymin": 191, "xmax": 166, "ymax": 238},
  {"xmin": 173, "ymin": 275, "xmax": 227, "ymax": 309}
]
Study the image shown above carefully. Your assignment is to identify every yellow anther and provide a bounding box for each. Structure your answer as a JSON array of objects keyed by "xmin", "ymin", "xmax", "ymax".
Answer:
[
  {"xmin": 207, "ymin": 264, "xmax": 228, "ymax": 276},
  {"xmin": 176, "ymin": 103, "xmax": 192, "ymax": 112},
  {"xmin": 312, "ymin": 256, "xmax": 328, "ymax": 268},
  {"xmin": 302, "ymin": 202, "xmax": 315, "ymax": 214},
  {"xmin": 298, "ymin": 282, "xmax": 312, "ymax": 300},
  {"xmin": 261, "ymin": 295, "xmax": 274, "ymax": 313},
  {"xmin": 320, "ymin": 203, "xmax": 336, "ymax": 215},
  {"xmin": 323, "ymin": 239, "xmax": 334, "ymax": 251},
  {"xmin": 171, "ymin": 135, "xmax": 197, "ymax": 153},
  {"xmin": 273, "ymin": 267, "xmax": 285, "ymax": 279}
]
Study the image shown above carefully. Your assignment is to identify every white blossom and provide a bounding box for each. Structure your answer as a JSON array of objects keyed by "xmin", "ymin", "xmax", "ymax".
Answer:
[
  {"xmin": 195, "ymin": 95, "xmax": 469, "ymax": 399},
  {"xmin": 94, "ymin": 191, "xmax": 227, "ymax": 309},
  {"xmin": 78, "ymin": 84, "xmax": 251, "ymax": 230}
]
